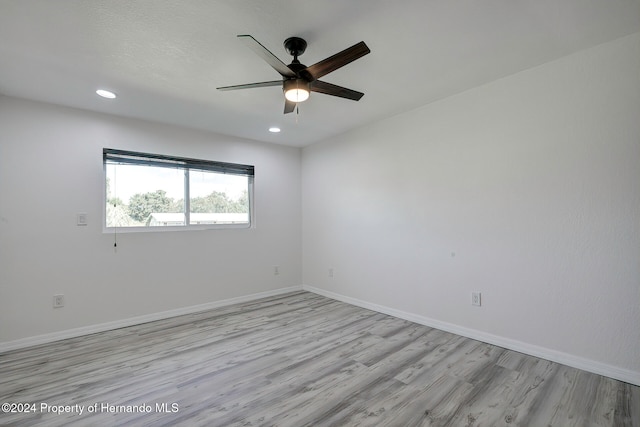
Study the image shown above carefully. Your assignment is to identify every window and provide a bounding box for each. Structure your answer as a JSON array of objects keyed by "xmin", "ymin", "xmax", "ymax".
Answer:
[{"xmin": 104, "ymin": 149, "xmax": 254, "ymax": 230}]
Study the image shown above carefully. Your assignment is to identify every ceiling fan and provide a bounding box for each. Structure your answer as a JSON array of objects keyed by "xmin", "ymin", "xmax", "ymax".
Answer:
[{"xmin": 217, "ymin": 35, "xmax": 370, "ymax": 114}]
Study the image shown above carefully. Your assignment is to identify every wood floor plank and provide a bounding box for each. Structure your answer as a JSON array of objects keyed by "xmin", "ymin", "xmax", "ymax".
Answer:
[{"xmin": 1, "ymin": 291, "xmax": 638, "ymax": 427}]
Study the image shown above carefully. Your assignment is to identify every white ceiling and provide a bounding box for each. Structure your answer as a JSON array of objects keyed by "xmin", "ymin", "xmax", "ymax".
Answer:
[{"xmin": 1, "ymin": 1, "xmax": 639, "ymax": 147}]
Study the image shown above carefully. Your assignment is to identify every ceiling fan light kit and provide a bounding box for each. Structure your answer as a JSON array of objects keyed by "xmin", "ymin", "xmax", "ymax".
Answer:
[
  {"xmin": 217, "ymin": 35, "xmax": 370, "ymax": 114},
  {"xmin": 283, "ymin": 79, "xmax": 310, "ymax": 102}
]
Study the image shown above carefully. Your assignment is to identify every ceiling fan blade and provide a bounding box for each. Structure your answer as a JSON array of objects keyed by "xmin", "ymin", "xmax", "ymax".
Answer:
[
  {"xmin": 237, "ymin": 35, "xmax": 296, "ymax": 78},
  {"xmin": 217, "ymin": 80, "xmax": 282, "ymax": 91},
  {"xmin": 303, "ymin": 41, "xmax": 370, "ymax": 81},
  {"xmin": 310, "ymin": 80, "xmax": 364, "ymax": 101},
  {"xmin": 284, "ymin": 99, "xmax": 296, "ymax": 114}
]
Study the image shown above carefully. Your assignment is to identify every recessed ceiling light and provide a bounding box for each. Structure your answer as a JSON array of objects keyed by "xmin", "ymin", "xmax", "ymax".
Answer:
[
  {"xmin": 96, "ymin": 89, "xmax": 117, "ymax": 99},
  {"xmin": 269, "ymin": 127, "xmax": 281, "ymax": 133}
]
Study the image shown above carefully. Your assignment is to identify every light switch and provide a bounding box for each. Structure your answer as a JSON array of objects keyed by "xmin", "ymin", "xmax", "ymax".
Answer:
[{"xmin": 77, "ymin": 213, "xmax": 88, "ymax": 226}]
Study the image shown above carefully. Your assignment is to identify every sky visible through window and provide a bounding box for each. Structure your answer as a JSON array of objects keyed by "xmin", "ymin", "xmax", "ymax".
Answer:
[{"xmin": 106, "ymin": 164, "xmax": 247, "ymax": 204}]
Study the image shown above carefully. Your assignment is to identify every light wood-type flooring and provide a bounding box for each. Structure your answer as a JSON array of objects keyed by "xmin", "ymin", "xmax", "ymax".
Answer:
[{"xmin": 1, "ymin": 291, "xmax": 638, "ymax": 426}]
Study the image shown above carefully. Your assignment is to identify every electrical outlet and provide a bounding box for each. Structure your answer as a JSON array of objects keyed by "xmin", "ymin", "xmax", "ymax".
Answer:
[
  {"xmin": 274, "ymin": 266, "xmax": 279, "ymax": 275},
  {"xmin": 53, "ymin": 294, "xmax": 65, "ymax": 308},
  {"xmin": 328, "ymin": 268, "xmax": 334, "ymax": 278},
  {"xmin": 471, "ymin": 292, "xmax": 481, "ymax": 307}
]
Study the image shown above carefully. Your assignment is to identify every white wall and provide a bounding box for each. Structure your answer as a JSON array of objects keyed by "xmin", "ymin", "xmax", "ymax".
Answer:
[
  {"xmin": 0, "ymin": 97, "xmax": 302, "ymax": 343},
  {"xmin": 302, "ymin": 33, "xmax": 640, "ymax": 383}
]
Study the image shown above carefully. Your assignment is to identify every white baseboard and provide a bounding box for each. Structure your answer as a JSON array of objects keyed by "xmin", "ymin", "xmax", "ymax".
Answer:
[
  {"xmin": 303, "ymin": 285, "xmax": 640, "ymax": 387},
  {"xmin": 0, "ymin": 286, "xmax": 303, "ymax": 354}
]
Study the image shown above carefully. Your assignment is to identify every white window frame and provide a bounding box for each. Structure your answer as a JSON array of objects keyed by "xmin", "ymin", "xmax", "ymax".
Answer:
[{"xmin": 103, "ymin": 148, "xmax": 254, "ymax": 232}]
